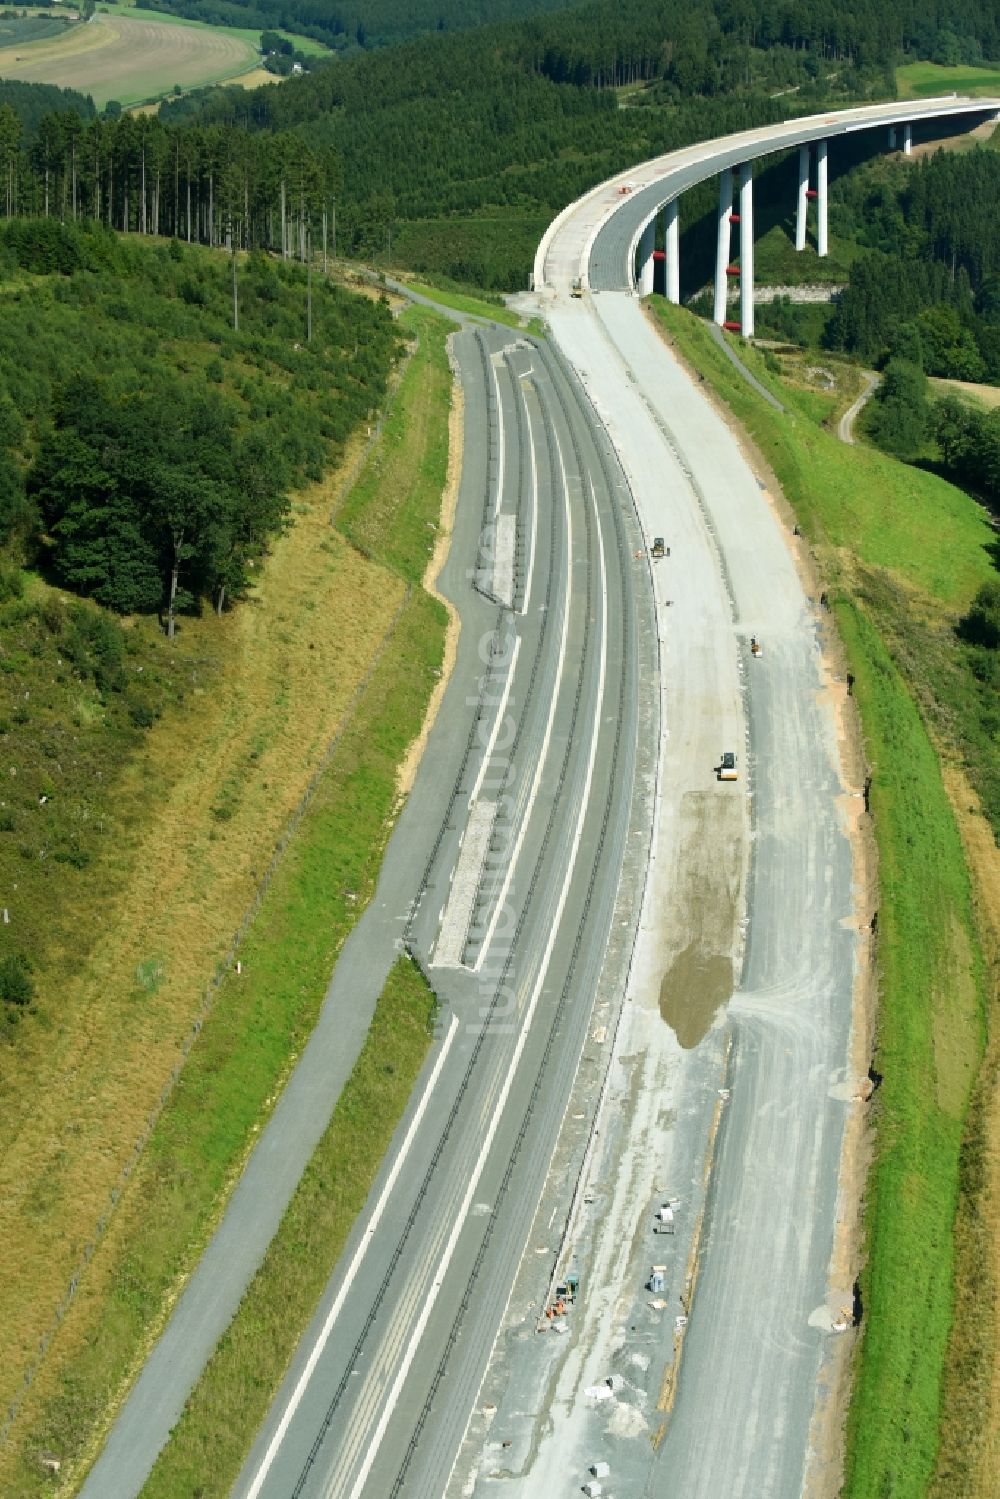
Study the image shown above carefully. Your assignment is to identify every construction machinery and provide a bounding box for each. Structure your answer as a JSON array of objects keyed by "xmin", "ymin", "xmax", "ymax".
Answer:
[
  {"xmin": 718, "ymin": 751, "xmax": 738, "ymax": 782},
  {"xmin": 750, "ymin": 635, "xmax": 762, "ymax": 657},
  {"xmin": 651, "ymin": 536, "xmax": 669, "ymax": 559},
  {"xmin": 570, "ymin": 277, "xmax": 584, "ymax": 298}
]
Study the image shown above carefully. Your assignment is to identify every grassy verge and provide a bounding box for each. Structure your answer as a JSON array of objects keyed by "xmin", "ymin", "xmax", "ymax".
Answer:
[
  {"xmin": 141, "ymin": 955, "xmax": 437, "ymax": 1498},
  {"xmin": 403, "ymin": 277, "xmax": 525, "ymax": 328},
  {"xmin": 647, "ymin": 303, "xmax": 995, "ymax": 607},
  {"xmin": 5, "ymin": 307, "xmax": 453, "ymax": 1495},
  {"xmin": 648, "ymin": 299, "xmax": 991, "ymax": 1498},
  {"xmin": 338, "ymin": 303, "xmax": 455, "ymax": 581},
  {"xmin": 834, "ymin": 599, "xmax": 983, "ymax": 1499}
]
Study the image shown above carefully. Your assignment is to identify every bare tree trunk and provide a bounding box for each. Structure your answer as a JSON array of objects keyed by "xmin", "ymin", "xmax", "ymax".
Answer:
[
  {"xmin": 280, "ymin": 177, "xmax": 287, "ymax": 259},
  {"xmin": 216, "ymin": 583, "xmax": 226, "ymax": 617},
  {"xmin": 306, "ymin": 232, "xmax": 312, "ymax": 342},
  {"xmin": 232, "ymin": 247, "xmax": 238, "ymax": 331},
  {"xmin": 167, "ymin": 538, "xmax": 182, "ymax": 640},
  {"xmin": 186, "ymin": 169, "xmax": 191, "ymax": 242},
  {"xmin": 140, "ymin": 142, "xmax": 146, "ymax": 234}
]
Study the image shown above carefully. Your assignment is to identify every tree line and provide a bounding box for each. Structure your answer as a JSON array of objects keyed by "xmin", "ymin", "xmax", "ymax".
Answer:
[
  {"xmin": 0, "ymin": 219, "xmax": 400, "ymax": 626},
  {"xmin": 137, "ymin": 0, "xmax": 1000, "ymax": 75},
  {"xmin": 828, "ymin": 150, "xmax": 1000, "ymax": 380},
  {"xmin": 0, "ymin": 106, "xmax": 341, "ymax": 258}
]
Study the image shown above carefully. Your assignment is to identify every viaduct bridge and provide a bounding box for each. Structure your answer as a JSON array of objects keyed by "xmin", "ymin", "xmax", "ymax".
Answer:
[{"xmin": 535, "ymin": 95, "xmax": 1000, "ymax": 336}]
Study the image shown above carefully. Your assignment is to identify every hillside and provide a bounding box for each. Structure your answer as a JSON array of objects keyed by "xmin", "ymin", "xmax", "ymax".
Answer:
[
  {"xmin": 0, "ymin": 223, "xmax": 461, "ymax": 1493},
  {"xmin": 0, "ymin": 223, "xmax": 399, "ymax": 1045}
]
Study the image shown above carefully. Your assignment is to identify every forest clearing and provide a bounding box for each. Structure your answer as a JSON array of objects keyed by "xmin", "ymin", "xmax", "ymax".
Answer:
[{"xmin": 0, "ymin": 10, "xmax": 260, "ymax": 107}]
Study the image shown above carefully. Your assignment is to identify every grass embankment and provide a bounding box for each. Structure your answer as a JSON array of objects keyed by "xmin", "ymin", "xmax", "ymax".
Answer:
[
  {"xmin": 402, "ymin": 276, "xmax": 525, "ymax": 328},
  {"xmin": 834, "ymin": 601, "xmax": 984, "ymax": 1497},
  {"xmin": 142, "ymin": 955, "xmax": 437, "ymax": 1497},
  {"xmin": 648, "ymin": 299, "xmax": 993, "ymax": 1499},
  {"xmin": 2, "ymin": 302, "xmax": 454, "ymax": 1495}
]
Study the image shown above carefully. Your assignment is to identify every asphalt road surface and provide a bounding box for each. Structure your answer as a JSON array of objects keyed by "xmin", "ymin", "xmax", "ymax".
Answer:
[
  {"xmin": 230, "ymin": 332, "xmax": 654, "ymax": 1499},
  {"xmin": 81, "ymin": 317, "xmax": 657, "ymax": 1497}
]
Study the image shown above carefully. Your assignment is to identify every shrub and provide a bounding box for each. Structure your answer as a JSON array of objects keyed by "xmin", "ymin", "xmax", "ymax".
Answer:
[{"xmin": 0, "ymin": 952, "xmax": 34, "ymax": 1006}]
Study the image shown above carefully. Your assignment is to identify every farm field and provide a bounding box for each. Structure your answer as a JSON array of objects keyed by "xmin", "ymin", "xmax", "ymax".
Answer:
[
  {"xmin": 0, "ymin": 9, "xmax": 261, "ymax": 107},
  {"xmin": 897, "ymin": 59, "xmax": 1000, "ymax": 99}
]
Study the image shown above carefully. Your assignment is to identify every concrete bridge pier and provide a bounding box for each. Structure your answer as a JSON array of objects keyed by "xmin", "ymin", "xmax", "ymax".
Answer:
[
  {"xmin": 795, "ymin": 142, "xmax": 810, "ymax": 251},
  {"xmin": 739, "ymin": 161, "xmax": 754, "ymax": 337},
  {"xmin": 713, "ymin": 169, "xmax": 733, "ymax": 325},
  {"xmin": 816, "ymin": 137, "xmax": 829, "ymax": 257},
  {"xmin": 903, "ymin": 121, "xmax": 913, "ymax": 154},
  {"xmin": 637, "ymin": 215, "xmax": 656, "ymax": 295},
  {"xmin": 664, "ymin": 198, "xmax": 680, "ymax": 303}
]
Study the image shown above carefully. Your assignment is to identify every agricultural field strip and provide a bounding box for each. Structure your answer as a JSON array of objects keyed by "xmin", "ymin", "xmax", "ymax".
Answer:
[{"xmin": 0, "ymin": 11, "xmax": 263, "ymax": 106}]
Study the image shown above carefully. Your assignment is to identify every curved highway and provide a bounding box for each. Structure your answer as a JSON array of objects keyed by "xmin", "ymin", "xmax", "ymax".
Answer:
[
  {"xmin": 536, "ymin": 96, "xmax": 1000, "ymax": 294},
  {"xmin": 81, "ymin": 97, "xmax": 999, "ymax": 1499}
]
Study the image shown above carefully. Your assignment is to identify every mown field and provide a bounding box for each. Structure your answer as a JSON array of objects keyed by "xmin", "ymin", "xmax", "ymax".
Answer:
[
  {"xmin": 648, "ymin": 301, "xmax": 996, "ymax": 1499},
  {"xmin": 897, "ymin": 59, "xmax": 1000, "ymax": 100},
  {"xmin": 0, "ymin": 9, "xmax": 261, "ymax": 107}
]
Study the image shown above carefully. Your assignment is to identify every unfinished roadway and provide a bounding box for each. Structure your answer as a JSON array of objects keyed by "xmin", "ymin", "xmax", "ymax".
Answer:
[{"xmin": 449, "ymin": 99, "xmax": 1000, "ymax": 1499}]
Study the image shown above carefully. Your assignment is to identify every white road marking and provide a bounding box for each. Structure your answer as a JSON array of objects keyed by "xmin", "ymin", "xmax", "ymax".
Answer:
[
  {"xmin": 240, "ymin": 1012, "xmax": 461, "ymax": 1499},
  {"xmin": 521, "ymin": 383, "xmax": 539, "ymax": 613},
  {"xmin": 469, "ymin": 635, "xmax": 522, "ymax": 805},
  {"xmin": 341, "ymin": 438, "xmax": 610, "ymax": 1499},
  {"xmin": 473, "ymin": 416, "xmax": 574, "ymax": 972},
  {"xmin": 490, "ymin": 352, "xmax": 505, "ymax": 531}
]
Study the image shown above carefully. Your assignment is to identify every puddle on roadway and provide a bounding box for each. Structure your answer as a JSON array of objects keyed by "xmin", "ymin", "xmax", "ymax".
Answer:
[
  {"xmin": 659, "ymin": 944, "xmax": 733, "ymax": 1049},
  {"xmin": 653, "ymin": 790, "xmax": 744, "ymax": 1048}
]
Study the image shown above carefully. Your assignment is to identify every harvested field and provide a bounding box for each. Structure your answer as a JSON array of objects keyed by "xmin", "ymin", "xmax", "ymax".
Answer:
[
  {"xmin": 0, "ymin": 11, "xmax": 259, "ymax": 107},
  {"xmin": 930, "ymin": 376, "xmax": 1000, "ymax": 410}
]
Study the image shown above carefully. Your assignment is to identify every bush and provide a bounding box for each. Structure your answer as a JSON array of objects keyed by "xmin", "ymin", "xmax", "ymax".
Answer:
[
  {"xmin": 958, "ymin": 581, "xmax": 1000, "ymax": 651},
  {"xmin": 0, "ymin": 952, "xmax": 34, "ymax": 1006}
]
